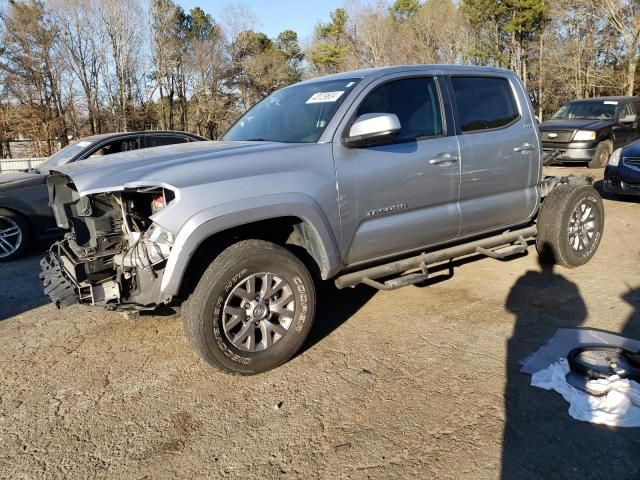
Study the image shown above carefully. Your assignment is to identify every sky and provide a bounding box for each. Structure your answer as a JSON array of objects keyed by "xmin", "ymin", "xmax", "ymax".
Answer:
[{"xmin": 177, "ymin": 0, "xmax": 347, "ymax": 41}]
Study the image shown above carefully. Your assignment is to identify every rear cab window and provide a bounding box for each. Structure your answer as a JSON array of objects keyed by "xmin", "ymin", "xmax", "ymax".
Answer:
[{"xmin": 450, "ymin": 76, "xmax": 520, "ymax": 133}]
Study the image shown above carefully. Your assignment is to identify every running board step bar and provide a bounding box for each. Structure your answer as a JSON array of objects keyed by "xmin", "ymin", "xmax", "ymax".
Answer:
[
  {"xmin": 475, "ymin": 235, "xmax": 528, "ymax": 259},
  {"xmin": 334, "ymin": 226, "xmax": 537, "ymax": 290}
]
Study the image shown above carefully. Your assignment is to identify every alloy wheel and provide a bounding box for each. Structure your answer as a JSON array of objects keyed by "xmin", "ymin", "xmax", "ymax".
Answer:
[
  {"xmin": 221, "ymin": 272, "xmax": 295, "ymax": 352},
  {"xmin": 568, "ymin": 201, "xmax": 597, "ymax": 253},
  {"xmin": 0, "ymin": 216, "xmax": 22, "ymax": 259}
]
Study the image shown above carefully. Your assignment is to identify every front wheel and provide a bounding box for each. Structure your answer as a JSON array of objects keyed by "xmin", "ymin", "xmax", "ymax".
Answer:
[
  {"xmin": 588, "ymin": 140, "xmax": 612, "ymax": 169},
  {"xmin": 0, "ymin": 208, "xmax": 30, "ymax": 262},
  {"xmin": 182, "ymin": 239, "xmax": 316, "ymax": 375},
  {"xmin": 536, "ymin": 184, "xmax": 604, "ymax": 268}
]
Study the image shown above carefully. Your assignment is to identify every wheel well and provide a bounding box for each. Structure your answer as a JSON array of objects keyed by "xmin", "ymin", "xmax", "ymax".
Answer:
[{"xmin": 177, "ymin": 217, "xmax": 325, "ymax": 299}]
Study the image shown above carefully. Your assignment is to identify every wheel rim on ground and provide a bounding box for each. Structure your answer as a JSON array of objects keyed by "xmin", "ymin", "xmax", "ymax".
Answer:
[
  {"xmin": 0, "ymin": 216, "xmax": 22, "ymax": 259},
  {"xmin": 567, "ymin": 200, "xmax": 597, "ymax": 254},
  {"xmin": 221, "ymin": 272, "xmax": 295, "ymax": 352}
]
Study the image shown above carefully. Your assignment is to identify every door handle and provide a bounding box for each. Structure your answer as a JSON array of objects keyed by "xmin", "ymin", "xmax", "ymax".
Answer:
[
  {"xmin": 429, "ymin": 153, "xmax": 459, "ymax": 165},
  {"xmin": 514, "ymin": 143, "xmax": 535, "ymax": 153}
]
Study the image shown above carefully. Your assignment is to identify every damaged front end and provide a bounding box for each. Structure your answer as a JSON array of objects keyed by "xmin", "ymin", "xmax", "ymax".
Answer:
[{"xmin": 40, "ymin": 174, "xmax": 175, "ymax": 310}]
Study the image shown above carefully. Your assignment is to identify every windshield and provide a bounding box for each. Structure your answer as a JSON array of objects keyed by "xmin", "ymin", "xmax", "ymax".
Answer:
[
  {"xmin": 552, "ymin": 101, "xmax": 619, "ymax": 120},
  {"xmin": 223, "ymin": 78, "xmax": 360, "ymax": 143},
  {"xmin": 38, "ymin": 140, "xmax": 92, "ymax": 171}
]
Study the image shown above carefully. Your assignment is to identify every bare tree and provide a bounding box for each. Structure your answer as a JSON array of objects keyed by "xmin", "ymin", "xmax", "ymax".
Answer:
[
  {"xmin": 98, "ymin": 0, "xmax": 145, "ymax": 131},
  {"xmin": 599, "ymin": 0, "xmax": 640, "ymax": 96},
  {"xmin": 51, "ymin": 0, "xmax": 104, "ymax": 134}
]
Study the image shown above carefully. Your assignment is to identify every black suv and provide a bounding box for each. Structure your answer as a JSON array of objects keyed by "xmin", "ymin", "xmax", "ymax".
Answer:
[{"xmin": 539, "ymin": 96, "xmax": 640, "ymax": 168}]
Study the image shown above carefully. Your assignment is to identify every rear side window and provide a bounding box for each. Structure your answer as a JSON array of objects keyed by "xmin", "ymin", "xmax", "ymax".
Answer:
[
  {"xmin": 357, "ymin": 77, "xmax": 443, "ymax": 142},
  {"xmin": 450, "ymin": 76, "xmax": 519, "ymax": 133},
  {"xmin": 146, "ymin": 135, "xmax": 189, "ymax": 148}
]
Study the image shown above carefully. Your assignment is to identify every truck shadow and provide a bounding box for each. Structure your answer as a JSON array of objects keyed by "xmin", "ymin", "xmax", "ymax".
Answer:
[
  {"xmin": 299, "ymin": 284, "xmax": 377, "ymax": 355},
  {"xmin": 0, "ymin": 251, "xmax": 48, "ymax": 321},
  {"xmin": 501, "ymin": 251, "xmax": 640, "ymax": 479}
]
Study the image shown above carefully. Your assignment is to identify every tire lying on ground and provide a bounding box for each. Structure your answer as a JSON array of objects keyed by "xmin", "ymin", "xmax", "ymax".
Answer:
[
  {"xmin": 0, "ymin": 208, "xmax": 30, "ymax": 262},
  {"xmin": 536, "ymin": 184, "xmax": 604, "ymax": 268},
  {"xmin": 182, "ymin": 239, "xmax": 316, "ymax": 375},
  {"xmin": 588, "ymin": 139, "xmax": 612, "ymax": 169}
]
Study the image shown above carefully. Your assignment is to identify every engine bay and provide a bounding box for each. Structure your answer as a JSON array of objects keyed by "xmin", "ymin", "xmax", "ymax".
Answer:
[{"xmin": 41, "ymin": 174, "xmax": 174, "ymax": 309}]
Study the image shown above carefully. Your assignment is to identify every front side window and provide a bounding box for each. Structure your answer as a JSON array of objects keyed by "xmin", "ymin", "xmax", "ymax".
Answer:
[
  {"xmin": 357, "ymin": 77, "xmax": 443, "ymax": 142},
  {"xmin": 620, "ymin": 103, "xmax": 634, "ymax": 120},
  {"xmin": 451, "ymin": 76, "xmax": 519, "ymax": 132},
  {"xmin": 224, "ymin": 79, "xmax": 360, "ymax": 143},
  {"xmin": 88, "ymin": 138, "xmax": 139, "ymax": 158}
]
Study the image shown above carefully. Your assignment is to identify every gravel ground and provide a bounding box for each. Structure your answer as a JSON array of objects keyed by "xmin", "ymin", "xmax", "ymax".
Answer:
[{"xmin": 1, "ymin": 166, "xmax": 639, "ymax": 479}]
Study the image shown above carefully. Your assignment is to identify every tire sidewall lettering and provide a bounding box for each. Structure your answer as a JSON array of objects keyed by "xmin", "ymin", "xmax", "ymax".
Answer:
[{"xmin": 211, "ymin": 270, "xmax": 311, "ymax": 365}]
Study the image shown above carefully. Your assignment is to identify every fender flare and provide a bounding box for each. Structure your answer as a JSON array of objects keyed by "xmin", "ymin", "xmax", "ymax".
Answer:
[{"xmin": 159, "ymin": 193, "xmax": 342, "ymax": 298}]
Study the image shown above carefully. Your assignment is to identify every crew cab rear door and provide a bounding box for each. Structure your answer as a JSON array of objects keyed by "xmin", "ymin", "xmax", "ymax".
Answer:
[
  {"xmin": 332, "ymin": 72, "xmax": 461, "ymax": 265},
  {"xmin": 448, "ymin": 74, "xmax": 540, "ymax": 236}
]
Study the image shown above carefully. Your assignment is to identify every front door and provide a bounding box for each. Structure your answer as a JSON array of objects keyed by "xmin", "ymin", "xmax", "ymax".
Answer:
[{"xmin": 333, "ymin": 74, "xmax": 461, "ymax": 265}]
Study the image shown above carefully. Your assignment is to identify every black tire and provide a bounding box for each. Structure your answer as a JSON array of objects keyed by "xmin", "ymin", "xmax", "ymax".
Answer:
[
  {"xmin": 182, "ymin": 239, "xmax": 316, "ymax": 375},
  {"xmin": 536, "ymin": 184, "xmax": 604, "ymax": 268},
  {"xmin": 0, "ymin": 208, "xmax": 30, "ymax": 262},
  {"xmin": 588, "ymin": 140, "xmax": 612, "ymax": 169}
]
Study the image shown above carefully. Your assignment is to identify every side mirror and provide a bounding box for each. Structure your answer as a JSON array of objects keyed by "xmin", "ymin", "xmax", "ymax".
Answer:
[
  {"xmin": 343, "ymin": 113, "xmax": 401, "ymax": 148},
  {"xmin": 621, "ymin": 113, "xmax": 637, "ymax": 124}
]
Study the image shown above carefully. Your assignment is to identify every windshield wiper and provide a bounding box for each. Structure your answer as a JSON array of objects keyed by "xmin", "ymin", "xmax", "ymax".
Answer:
[{"xmin": 243, "ymin": 138, "xmax": 270, "ymax": 142}]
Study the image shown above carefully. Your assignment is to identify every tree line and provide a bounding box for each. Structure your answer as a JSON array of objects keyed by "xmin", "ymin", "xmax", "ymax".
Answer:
[{"xmin": 0, "ymin": 0, "xmax": 638, "ymax": 157}]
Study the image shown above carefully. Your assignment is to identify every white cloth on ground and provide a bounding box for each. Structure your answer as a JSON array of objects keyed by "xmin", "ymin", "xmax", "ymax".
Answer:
[{"xmin": 531, "ymin": 358, "xmax": 640, "ymax": 428}]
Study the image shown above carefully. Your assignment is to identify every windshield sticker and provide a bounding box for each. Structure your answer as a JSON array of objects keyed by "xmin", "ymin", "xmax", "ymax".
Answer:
[
  {"xmin": 306, "ymin": 91, "xmax": 345, "ymax": 104},
  {"xmin": 77, "ymin": 141, "xmax": 92, "ymax": 147},
  {"xmin": 604, "ymin": 101, "xmax": 618, "ymax": 105}
]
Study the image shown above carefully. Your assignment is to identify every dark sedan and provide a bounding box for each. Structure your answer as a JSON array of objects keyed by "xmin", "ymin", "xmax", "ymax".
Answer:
[
  {"xmin": 0, "ymin": 130, "xmax": 206, "ymax": 261},
  {"xmin": 604, "ymin": 141, "xmax": 640, "ymax": 197}
]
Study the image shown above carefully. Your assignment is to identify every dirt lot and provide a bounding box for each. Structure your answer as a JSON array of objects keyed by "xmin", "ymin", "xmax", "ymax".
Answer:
[{"xmin": 1, "ymin": 166, "xmax": 639, "ymax": 479}]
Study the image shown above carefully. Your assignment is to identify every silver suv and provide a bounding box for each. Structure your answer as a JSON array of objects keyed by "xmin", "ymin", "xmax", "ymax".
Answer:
[{"xmin": 41, "ymin": 65, "xmax": 604, "ymax": 375}]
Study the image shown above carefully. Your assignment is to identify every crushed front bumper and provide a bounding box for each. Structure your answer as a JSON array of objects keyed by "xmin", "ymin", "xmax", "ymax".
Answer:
[{"xmin": 40, "ymin": 249, "xmax": 80, "ymax": 308}]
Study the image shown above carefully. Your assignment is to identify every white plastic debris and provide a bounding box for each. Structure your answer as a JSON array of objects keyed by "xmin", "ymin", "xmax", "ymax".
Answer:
[{"xmin": 531, "ymin": 358, "xmax": 640, "ymax": 428}]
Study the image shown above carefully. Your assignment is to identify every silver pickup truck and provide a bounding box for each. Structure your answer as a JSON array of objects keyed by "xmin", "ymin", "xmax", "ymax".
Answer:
[{"xmin": 41, "ymin": 65, "xmax": 604, "ymax": 375}]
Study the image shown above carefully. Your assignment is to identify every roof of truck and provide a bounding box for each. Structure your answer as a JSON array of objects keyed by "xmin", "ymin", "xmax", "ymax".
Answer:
[
  {"xmin": 297, "ymin": 64, "xmax": 513, "ymax": 86},
  {"xmin": 568, "ymin": 96, "xmax": 640, "ymax": 103}
]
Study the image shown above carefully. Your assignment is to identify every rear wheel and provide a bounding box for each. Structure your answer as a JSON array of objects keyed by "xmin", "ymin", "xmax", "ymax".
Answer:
[
  {"xmin": 0, "ymin": 208, "xmax": 30, "ymax": 262},
  {"xmin": 536, "ymin": 184, "xmax": 604, "ymax": 268},
  {"xmin": 182, "ymin": 239, "xmax": 316, "ymax": 375},
  {"xmin": 588, "ymin": 140, "xmax": 612, "ymax": 169}
]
